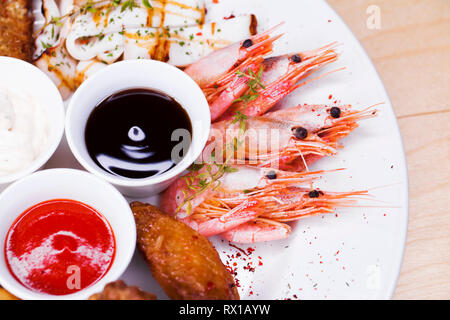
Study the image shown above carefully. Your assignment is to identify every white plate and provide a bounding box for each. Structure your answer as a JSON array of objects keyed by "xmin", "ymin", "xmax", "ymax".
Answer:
[{"xmin": 43, "ymin": 0, "xmax": 408, "ymax": 299}]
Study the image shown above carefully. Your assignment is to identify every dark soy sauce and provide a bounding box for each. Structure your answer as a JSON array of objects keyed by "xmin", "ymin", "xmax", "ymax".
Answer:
[{"xmin": 85, "ymin": 88, "xmax": 192, "ymax": 179}]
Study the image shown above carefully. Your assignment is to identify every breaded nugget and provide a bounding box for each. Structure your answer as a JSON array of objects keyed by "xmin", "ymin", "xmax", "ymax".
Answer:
[
  {"xmin": 131, "ymin": 202, "xmax": 240, "ymax": 300},
  {"xmin": 0, "ymin": 287, "xmax": 19, "ymax": 300},
  {"xmin": 0, "ymin": 0, "xmax": 33, "ymax": 61},
  {"xmin": 89, "ymin": 280, "xmax": 156, "ymax": 300}
]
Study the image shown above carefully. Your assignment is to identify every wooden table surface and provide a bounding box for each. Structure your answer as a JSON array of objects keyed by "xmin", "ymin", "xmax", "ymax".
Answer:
[
  {"xmin": 327, "ymin": 0, "xmax": 450, "ymax": 299},
  {"xmin": 0, "ymin": 0, "xmax": 448, "ymax": 301}
]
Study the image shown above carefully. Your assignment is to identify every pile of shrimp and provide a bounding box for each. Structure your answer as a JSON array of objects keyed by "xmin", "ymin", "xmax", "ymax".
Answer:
[
  {"xmin": 162, "ymin": 24, "xmax": 380, "ymax": 244},
  {"xmin": 184, "ymin": 23, "xmax": 340, "ymax": 121}
]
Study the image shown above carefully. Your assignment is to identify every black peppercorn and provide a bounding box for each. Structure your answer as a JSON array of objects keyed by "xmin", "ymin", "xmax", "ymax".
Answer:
[
  {"xmin": 330, "ymin": 107, "xmax": 341, "ymax": 118},
  {"xmin": 242, "ymin": 39, "xmax": 253, "ymax": 48},
  {"xmin": 290, "ymin": 54, "xmax": 302, "ymax": 63},
  {"xmin": 308, "ymin": 190, "xmax": 320, "ymax": 198},
  {"xmin": 266, "ymin": 171, "xmax": 277, "ymax": 180},
  {"xmin": 294, "ymin": 127, "xmax": 308, "ymax": 140}
]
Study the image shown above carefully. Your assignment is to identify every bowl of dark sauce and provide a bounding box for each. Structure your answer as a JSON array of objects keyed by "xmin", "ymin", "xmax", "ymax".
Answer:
[
  {"xmin": 85, "ymin": 88, "xmax": 192, "ymax": 180},
  {"xmin": 65, "ymin": 60, "xmax": 210, "ymax": 197}
]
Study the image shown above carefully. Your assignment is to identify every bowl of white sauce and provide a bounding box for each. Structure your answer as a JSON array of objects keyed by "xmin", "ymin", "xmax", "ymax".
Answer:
[{"xmin": 0, "ymin": 57, "xmax": 65, "ymax": 190}]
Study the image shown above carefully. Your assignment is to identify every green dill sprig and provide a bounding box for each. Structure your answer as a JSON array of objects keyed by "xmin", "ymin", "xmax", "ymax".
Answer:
[
  {"xmin": 231, "ymin": 66, "xmax": 265, "ymax": 125},
  {"xmin": 235, "ymin": 66, "xmax": 265, "ymax": 95},
  {"xmin": 142, "ymin": 0, "xmax": 153, "ymax": 9},
  {"xmin": 120, "ymin": 0, "xmax": 138, "ymax": 12},
  {"xmin": 176, "ymin": 163, "xmax": 238, "ymax": 215},
  {"xmin": 231, "ymin": 66, "xmax": 265, "ymax": 131}
]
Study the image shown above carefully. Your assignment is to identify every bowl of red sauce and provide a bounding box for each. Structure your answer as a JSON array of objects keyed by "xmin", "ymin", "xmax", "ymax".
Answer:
[{"xmin": 0, "ymin": 169, "xmax": 136, "ymax": 300}]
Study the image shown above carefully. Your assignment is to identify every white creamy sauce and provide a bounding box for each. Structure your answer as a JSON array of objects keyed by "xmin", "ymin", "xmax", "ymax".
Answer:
[{"xmin": 0, "ymin": 87, "xmax": 49, "ymax": 176}]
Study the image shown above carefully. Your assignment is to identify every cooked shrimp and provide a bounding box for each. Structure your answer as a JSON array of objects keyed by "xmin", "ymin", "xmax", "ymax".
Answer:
[
  {"xmin": 219, "ymin": 187, "xmax": 368, "ymax": 243},
  {"xmin": 218, "ymin": 42, "xmax": 339, "ymax": 120},
  {"xmin": 161, "ymin": 166, "xmax": 368, "ymax": 243},
  {"xmin": 184, "ymin": 24, "xmax": 282, "ymax": 121},
  {"xmin": 202, "ymin": 104, "xmax": 378, "ymax": 171},
  {"xmin": 162, "ymin": 166, "xmax": 323, "ymax": 223}
]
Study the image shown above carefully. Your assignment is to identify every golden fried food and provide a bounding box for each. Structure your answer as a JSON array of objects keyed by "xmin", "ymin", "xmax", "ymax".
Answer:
[
  {"xmin": 89, "ymin": 280, "xmax": 156, "ymax": 300},
  {"xmin": 0, "ymin": 287, "xmax": 19, "ymax": 300},
  {"xmin": 0, "ymin": 0, "xmax": 33, "ymax": 61},
  {"xmin": 131, "ymin": 202, "xmax": 240, "ymax": 300}
]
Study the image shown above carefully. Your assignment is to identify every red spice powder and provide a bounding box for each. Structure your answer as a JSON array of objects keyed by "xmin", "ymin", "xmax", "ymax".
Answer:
[
  {"xmin": 229, "ymin": 243, "xmax": 248, "ymax": 256},
  {"xmin": 223, "ymin": 243, "xmax": 265, "ymax": 296}
]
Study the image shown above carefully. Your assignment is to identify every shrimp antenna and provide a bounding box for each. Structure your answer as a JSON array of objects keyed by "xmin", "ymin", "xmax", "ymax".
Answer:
[
  {"xmin": 293, "ymin": 67, "xmax": 346, "ymax": 91},
  {"xmin": 366, "ymin": 182, "xmax": 404, "ymax": 191},
  {"xmin": 256, "ymin": 22, "xmax": 286, "ymax": 38},
  {"xmin": 362, "ymin": 102, "xmax": 385, "ymax": 111}
]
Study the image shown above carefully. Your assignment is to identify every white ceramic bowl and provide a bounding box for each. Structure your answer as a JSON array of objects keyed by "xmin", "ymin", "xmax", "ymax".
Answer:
[
  {"xmin": 0, "ymin": 169, "xmax": 136, "ymax": 300},
  {"xmin": 0, "ymin": 57, "xmax": 65, "ymax": 191},
  {"xmin": 65, "ymin": 60, "xmax": 211, "ymax": 197}
]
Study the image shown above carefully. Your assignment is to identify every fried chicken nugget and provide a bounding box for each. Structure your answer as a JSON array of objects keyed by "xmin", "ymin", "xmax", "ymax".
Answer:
[
  {"xmin": 89, "ymin": 280, "xmax": 156, "ymax": 300},
  {"xmin": 0, "ymin": 0, "xmax": 33, "ymax": 61},
  {"xmin": 131, "ymin": 202, "xmax": 240, "ymax": 300}
]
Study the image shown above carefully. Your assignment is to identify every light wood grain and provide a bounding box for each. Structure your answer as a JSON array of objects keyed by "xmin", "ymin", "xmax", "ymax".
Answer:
[{"xmin": 327, "ymin": 0, "xmax": 450, "ymax": 299}]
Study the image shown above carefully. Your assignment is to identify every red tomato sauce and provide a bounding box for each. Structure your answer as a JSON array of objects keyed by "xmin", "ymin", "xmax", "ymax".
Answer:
[{"xmin": 4, "ymin": 199, "xmax": 116, "ymax": 295}]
